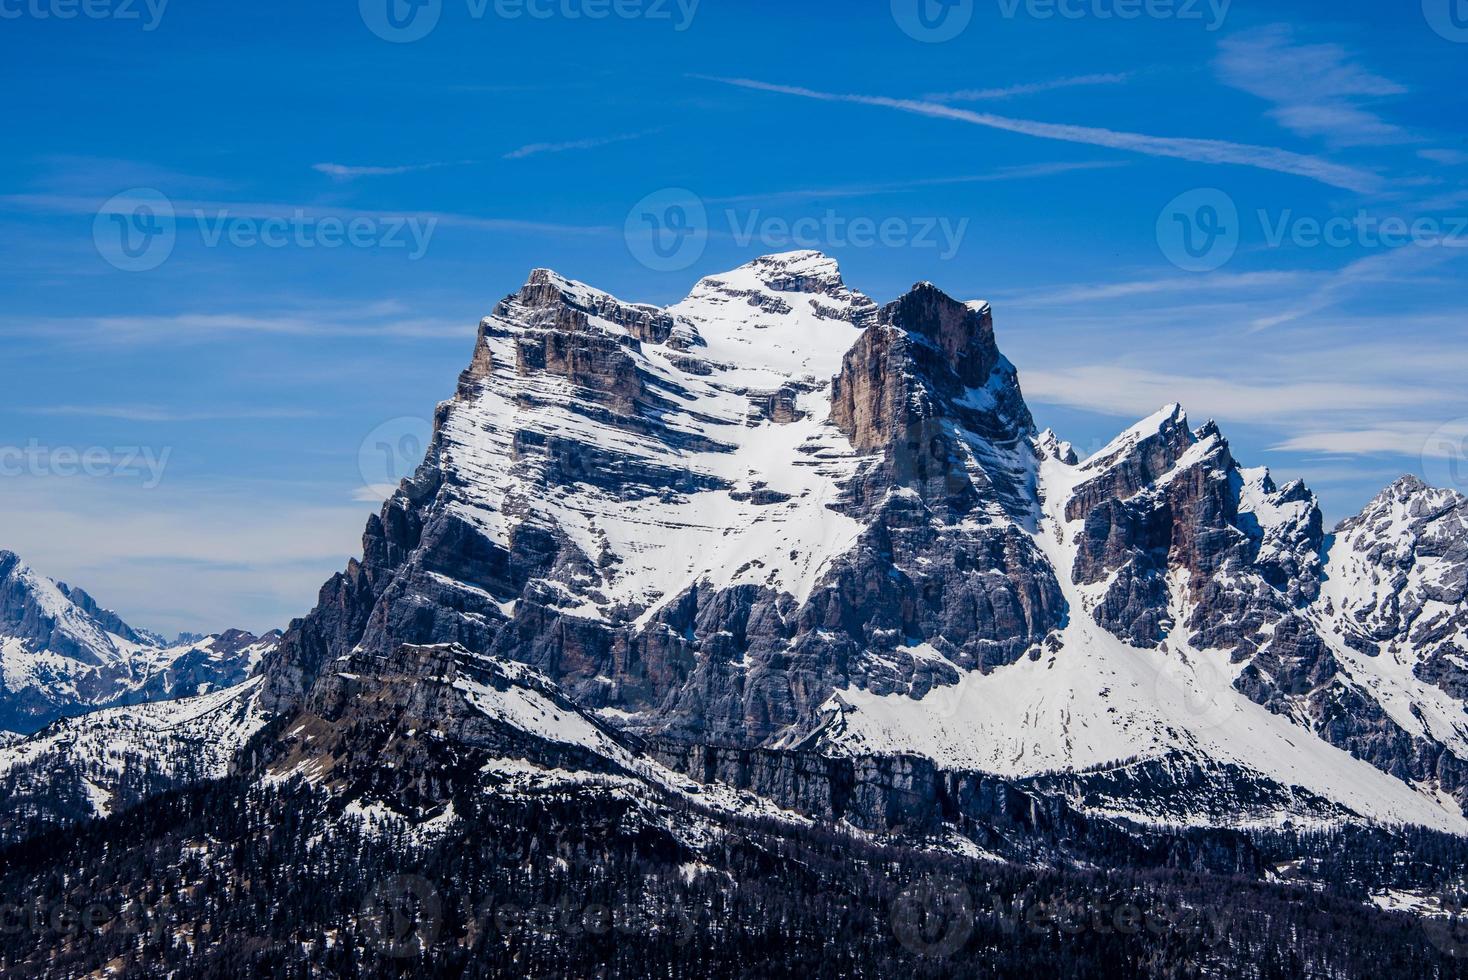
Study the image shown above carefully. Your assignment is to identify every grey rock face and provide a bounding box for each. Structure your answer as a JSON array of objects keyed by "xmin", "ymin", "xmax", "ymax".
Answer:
[
  {"xmin": 1308, "ymin": 477, "xmax": 1468, "ymax": 805},
  {"xmin": 1063, "ymin": 410, "xmax": 1325, "ymax": 661},
  {"xmin": 274, "ymin": 643, "xmax": 640, "ymax": 817},
  {"xmin": 262, "ymin": 261, "xmax": 1064, "ymax": 751},
  {"xmin": 1051, "ymin": 407, "xmax": 1468, "ymax": 815}
]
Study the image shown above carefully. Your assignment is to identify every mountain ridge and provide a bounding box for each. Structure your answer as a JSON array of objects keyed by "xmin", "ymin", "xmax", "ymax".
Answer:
[{"xmin": 0, "ymin": 549, "xmax": 278, "ymax": 734}]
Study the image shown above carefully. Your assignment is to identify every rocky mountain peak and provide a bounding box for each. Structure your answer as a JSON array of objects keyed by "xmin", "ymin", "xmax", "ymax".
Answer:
[
  {"xmin": 1067, "ymin": 404, "xmax": 1199, "ymax": 523},
  {"xmin": 1338, "ymin": 474, "xmax": 1468, "ymax": 541},
  {"xmin": 730, "ymin": 249, "xmax": 850, "ymax": 294},
  {"xmin": 502, "ymin": 267, "xmax": 678, "ymax": 345},
  {"xmin": 1080, "ymin": 403, "xmax": 1191, "ymax": 473},
  {"xmin": 1036, "ymin": 428, "xmax": 1078, "ymax": 465},
  {"xmin": 879, "ymin": 280, "xmax": 1005, "ymax": 390},
  {"xmin": 829, "ymin": 280, "xmax": 1037, "ymax": 525},
  {"xmin": 53, "ymin": 582, "xmax": 149, "ymax": 645},
  {"xmin": 676, "ymin": 251, "xmax": 877, "ymax": 338},
  {"xmin": 1385, "ymin": 472, "xmax": 1430, "ymax": 495},
  {"xmin": 239, "ymin": 258, "xmax": 1468, "ymax": 836}
]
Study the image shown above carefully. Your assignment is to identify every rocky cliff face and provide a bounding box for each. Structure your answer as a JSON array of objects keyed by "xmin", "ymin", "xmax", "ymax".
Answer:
[
  {"xmin": 0, "ymin": 550, "xmax": 277, "ymax": 734},
  {"xmin": 1031, "ymin": 406, "xmax": 1468, "ymax": 819},
  {"xmin": 237, "ymin": 251, "xmax": 1468, "ymax": 832}
]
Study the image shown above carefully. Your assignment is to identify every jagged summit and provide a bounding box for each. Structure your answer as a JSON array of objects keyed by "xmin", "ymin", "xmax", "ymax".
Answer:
[
  {"xmin": 1359, "ymin": 472, "xmax": 1463, "ymax": 512},
  {"xmin": 712, "ymin": 249, "xmax": 854, "ymax": 293}
]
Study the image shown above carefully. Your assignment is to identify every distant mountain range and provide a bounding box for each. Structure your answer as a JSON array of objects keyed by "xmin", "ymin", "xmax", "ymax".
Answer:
[
  {"xmin": 0, "ymin": 550, "xmax": 277, "ymax": 734},
  {"xmin": 3, "ymin": 252, "xmax": 1467, "ymax": 975}
]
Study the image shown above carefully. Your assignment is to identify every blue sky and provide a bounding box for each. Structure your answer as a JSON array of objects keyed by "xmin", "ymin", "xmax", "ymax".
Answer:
[{"xmin": 2, "ymin": 0, "xmax": 1465, "ymax": 635}]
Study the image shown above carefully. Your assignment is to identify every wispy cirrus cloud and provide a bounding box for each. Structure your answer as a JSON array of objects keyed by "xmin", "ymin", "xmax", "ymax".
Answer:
[
  {"xmin": 0, "ymin": 476, "xmax": 370, "ymax": 635},
  {"xmin": 997, "ymin": 270, "xmax": 1307, "ymax": 307},
  {"xmin": 925, "ymin": 72, "xmax": 1131, "ymax": 102},
  {"xmin": 0, "ymin": 310, "xmax": 475, "ymax": 345},
  {"xmin": 709, "ymin": 161, "xmax": 1126, "ymax": 206},
  {"xmin": 312, "ymin": 161, "xmax": 465, "ymax": 180},
  {"xmin": 1248, "ymin": 240, "xmax": 1468, "ymax": 332},
  {"xmin": 694, "ymin": 75, "xmax": 1383, "ymax": 193},
  {"xmin": 1215, "ymin": 25, "xmax": 1410, "ymax": 148},
  {"xmin": 26, "ymin": 404, "xmax": 321, "ymax": 422},
  {"xmin": 1419, "ymin": 149, "xmax": 1468, "ymax": 165},
  {"xmin": 0, "ymin": 192, "xmax": 612, "ymax": 238},
  {"xmin": 1021, "ymin": 365, "xmax": 1449, "ymax": 427},
  {"xmin": 1267, "ymin": 426, "xmax": 1445, "ymax": 458},
  {"xmin": 503, "ymin": 130, "xmax": 654, "ymax": 160}
]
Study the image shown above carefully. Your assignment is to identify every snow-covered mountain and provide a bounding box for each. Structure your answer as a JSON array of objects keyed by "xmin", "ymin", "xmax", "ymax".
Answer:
[
  {"xmin": 0, "ymin": 550, "xmax": 278, "ymax": 734},
  {"xmin": 5, "ymin": 251, "xmax": 1468, "ymax": 973},
  {"xmin": 8, "ymin": 250, "xmax": 1468, "ymax": 838},
  {"xmin": 232, "ymin": 250, "xmax": 1468, "ymax": 835},
  {"xmin": 0, "ymin": 677, "xmax": 268, "ymax": 841}
]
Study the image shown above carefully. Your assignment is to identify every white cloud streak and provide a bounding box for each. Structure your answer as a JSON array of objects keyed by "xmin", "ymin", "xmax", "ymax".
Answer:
[
  {"xmin": 709, "ymin": 161, "xmax": 1126, "ymax": 206},
  {"xmin": 0, "ymin": 193, "xmax": 613, "ymax": 238},
  {"xmin": 503, "ymin": 131, "xmax": 652, "ymax": 160},
  {"xmin": 312, "ymin": 162, "xmax": 460, "ymax": 180},
  {"xmin": 1020, "ymin": 365, "xmax": 1449, "ymax": 427},
  {"xmin": 925, "ymin": 72, "xmax": 1131, "ymax": 102},
  {"xmin": 26, "ymin": 405, "xmax": 321, "ymax": 422},
  {"xmin": 694, "ymin": 76, "xmax": 1383, "ymax": 193}
]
